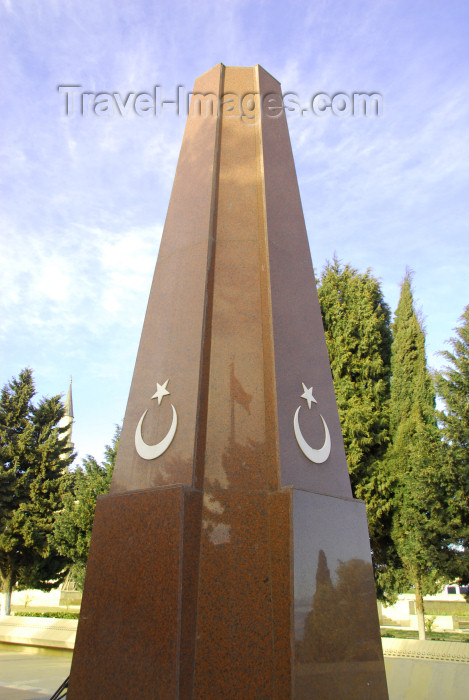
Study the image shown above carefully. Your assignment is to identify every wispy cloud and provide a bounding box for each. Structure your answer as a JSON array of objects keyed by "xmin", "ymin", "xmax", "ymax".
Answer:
[{"xmin": 1, "ymin": 0, "xmax": 468, "ymax": 460}]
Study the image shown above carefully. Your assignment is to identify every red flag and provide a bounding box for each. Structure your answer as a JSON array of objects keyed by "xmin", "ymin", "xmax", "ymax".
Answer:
[{"xmin": 230, "ymin": 363, "xmax": 252, "ymax": 414}]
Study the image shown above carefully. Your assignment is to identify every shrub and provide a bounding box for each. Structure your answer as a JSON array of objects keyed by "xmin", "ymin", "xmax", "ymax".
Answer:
[{"xmin": 13, "ymin": 611, "xmax": 79, "ymax": 619}]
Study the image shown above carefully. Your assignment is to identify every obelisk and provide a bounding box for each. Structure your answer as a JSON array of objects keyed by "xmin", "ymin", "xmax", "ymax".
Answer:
[{"xmin": 68, "ymin": 65, "xmax": 388, "ymax": 699}]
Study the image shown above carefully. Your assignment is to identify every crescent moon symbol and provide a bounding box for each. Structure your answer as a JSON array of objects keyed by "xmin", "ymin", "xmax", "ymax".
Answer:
[
  {"xmin": 293, "ymin": 405, "xmax": 331, "ymax": 464},
  {"xmin": 135, "ymin": 403, "xmax": 178, "ymax": 460}
]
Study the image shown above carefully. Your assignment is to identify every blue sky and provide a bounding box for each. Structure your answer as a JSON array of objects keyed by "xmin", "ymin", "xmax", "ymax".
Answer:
[{"xmin": 1, "ymin": 0, "xmax": 468, "ymax": 464}]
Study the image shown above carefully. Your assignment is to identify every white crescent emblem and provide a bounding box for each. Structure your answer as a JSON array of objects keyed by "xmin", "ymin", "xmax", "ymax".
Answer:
[
  {"xmin": 134, "ymin": 379, "xmax": 178, "ymax": 460},
  {"xmin": 293, "ymin": 383, "xmax": 331, "ymax": 464},
  {"xmin": 294, "ymin": 406, "xmax": 331, "ymax": 463}
]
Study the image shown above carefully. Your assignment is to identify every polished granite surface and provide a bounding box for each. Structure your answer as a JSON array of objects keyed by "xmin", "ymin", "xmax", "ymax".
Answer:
[
  {"xmin": 293, "ymin": 489, "xmax": 388, "ymax": 698},
  {"xmin": 70, "ymin": 64, "xmax": 387, "ymax": 698}
]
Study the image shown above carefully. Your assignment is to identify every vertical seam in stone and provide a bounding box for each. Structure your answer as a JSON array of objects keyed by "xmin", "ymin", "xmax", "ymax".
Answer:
[
  {"xmin": 193, "ymin": 64, "xmax": 225, "ymax": 490},
  {"xmin": 266, "ymin": 492, "xmax": 279, "ymax": 699},
  {"xmin": 175, "ymin": 487, "xmax": 185, "ymax": 698},
  {"xmin": 256, "ymin": 64, "xmax": 281, "ymax": 698},
  {"xmin": 288, "ymin": 489, "xmax": 295, "ymax": 698},
  {"xmin": 190, "ymin": 63, "xmax": 225, "ymax": 698},
  {"xmin": 255, "ymin": 64, "xmax": 281, "ymax": 489}
]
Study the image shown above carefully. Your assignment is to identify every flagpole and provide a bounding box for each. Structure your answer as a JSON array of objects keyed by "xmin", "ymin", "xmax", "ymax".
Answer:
[{"xmin": 230, "ymin": 359, "xmax": 235, "ymax": 443}]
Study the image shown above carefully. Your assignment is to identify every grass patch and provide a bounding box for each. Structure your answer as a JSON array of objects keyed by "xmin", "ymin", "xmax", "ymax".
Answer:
[
  {"xmin": 13, "ymin": 611, "xmax": 79, "ymax": 619},
  {"xmin": 381, "ymin": 628, "xmax": 469, "ymax": 643},
  {"xmin": 423, "ymin": 603, "xmax": 469, "ymax": 616}
]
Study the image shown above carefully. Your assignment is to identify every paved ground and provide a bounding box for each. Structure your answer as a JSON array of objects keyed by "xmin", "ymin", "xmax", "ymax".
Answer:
[
  {"xmin": 384, "ymin": 657, "xmax": 469, "ymax": 700},
  {"xmin": 1, "ymin": 645, "xmax": 468, "ymax": 699},
  {"xmin": 0, "ymin": 645, "xmax": 71, "ymax": 700}
]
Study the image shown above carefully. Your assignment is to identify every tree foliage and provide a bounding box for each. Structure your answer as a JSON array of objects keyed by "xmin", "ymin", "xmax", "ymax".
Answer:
[
  {"xmin": 318, "ymin": 262, "xmax": 467, "ymax": 627},
  {"xmin": 435, "ymin": 305, "xmax": 469, "ymax": 576},
  {"xmin": 318, "ymin": 258, "xmax": 392, "ymax": 490},
  {"xmin": 53, "ymin": 425, "xmax": 120, "ymax": 588},
  {"xmin": 0, "ymin": 369, "xmax": 74, "ymax": 614},
  {"xmin": 318, "ymin": 258, "xmax": 394, "ymax": 591},
  {"xmin": 381, "ymin": 272, "xmax": 457, "ymax": 638}
]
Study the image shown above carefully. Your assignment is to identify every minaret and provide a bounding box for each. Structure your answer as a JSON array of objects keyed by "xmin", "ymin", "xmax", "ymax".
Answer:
[
  {"xmin": 68, "ymin": 65, "xmax": 388, "ymax": 699},
  {"xmin": 59, "ymin": 377, "xmax": 74, "ymax": 453}
]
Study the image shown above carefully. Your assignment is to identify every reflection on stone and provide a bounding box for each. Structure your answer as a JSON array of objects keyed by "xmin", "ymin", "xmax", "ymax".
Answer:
[
  {"xmin": 298, "ymin": 549, "xmax": 338, "ymax": 663},
  {"xmin": 193, "ymin": 427, "xmax": 289, "ymax": 696},
  {"xmin": 335, "ymin": 558, "xmax": 384, "ymax": 662},
  {"xmin": 293, "ymin": 490, "xmax": 388, "ymax": 698},
  {"xmin": 299, "ymin": 551, "xmax": 383, "ymax": 664},
  {"xmin": 150, "ymin": 452, "xmax": 192, "ymax": 486},
  {"xmin": 201, "ymin": 431, "xmax": 268, "ymax": 550}
]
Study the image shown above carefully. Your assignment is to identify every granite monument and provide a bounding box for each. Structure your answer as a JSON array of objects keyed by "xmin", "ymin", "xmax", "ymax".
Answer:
[{"xmin": 68, "ymin": 64, "xmax": 388, "ymax": 699}]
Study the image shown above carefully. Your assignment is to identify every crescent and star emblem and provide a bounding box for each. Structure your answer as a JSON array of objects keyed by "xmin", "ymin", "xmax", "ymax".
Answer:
[
  {"xmin": 135, "ymin": 379, "xmax": 178, "ymax": 460},
  {"xmin": 293, "ymin": 382, "xmax": 331, "ymax": 464}
]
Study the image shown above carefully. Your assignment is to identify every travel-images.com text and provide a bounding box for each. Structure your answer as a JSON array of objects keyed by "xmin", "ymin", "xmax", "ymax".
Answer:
[{"xmin": 58, "ymin": 85, "xmax": 383, "ymax": 121}]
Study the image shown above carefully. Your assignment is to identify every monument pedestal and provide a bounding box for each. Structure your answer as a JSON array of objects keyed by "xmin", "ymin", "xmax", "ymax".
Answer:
[
  {"xmin": 68, "ymin": 64, "xmax": 388, "ymax": 698},
  {"xmin": 68, "ymin": 487, "xmax": 202, "ymax": 698},
  {"xmin": 69, "ymin": 486, "xmax": 386, "ymax": 698},
  {"xmin": 292, "ymin": 489, "xmax": 388, "ymax": 698}
]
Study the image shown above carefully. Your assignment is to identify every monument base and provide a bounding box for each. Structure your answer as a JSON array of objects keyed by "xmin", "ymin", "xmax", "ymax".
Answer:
[
  {"xmin": 292, "ymin": 488, "xmax": 388, "ymax": 698},
  {"xmin": 68, "ymin": 485, "xmax": 387, "ymax": 698},
  {"xmin": 67, "ymin": 486, "xmax": 202, "ymax": 699}
]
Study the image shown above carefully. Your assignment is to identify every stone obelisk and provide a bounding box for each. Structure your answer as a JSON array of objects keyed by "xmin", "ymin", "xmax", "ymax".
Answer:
[{"xmin": 68, "ymin": 65, "xmax": 388, "ymax": 699}]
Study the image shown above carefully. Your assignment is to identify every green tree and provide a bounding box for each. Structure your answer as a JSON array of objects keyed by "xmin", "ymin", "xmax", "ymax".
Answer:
[
  {"xmin": 0, "ymin": 369, "xmax": 74, "ymax": 615},
  {"xmin": 383, "ymin": 272, "xmax": 453, "ymax": 639},
  {"xmin": 53, "ymin": 426, "xmax": 120, "ymax": 588},
  {"xmin": 434, "ymin": 306, "xmax": 469, "ymax": 579},
  {"xmin": 318, "ymin": 258, "xmax": 394, "ymax": 586}
]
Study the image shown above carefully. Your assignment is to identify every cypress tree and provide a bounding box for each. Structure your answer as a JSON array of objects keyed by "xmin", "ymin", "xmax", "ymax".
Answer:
[
  {"xmin": 435, "ymin": 306, "xmax": 469, "ymax": 579},
  {"xmin": 318, "ymin": 258, "xmax": 394, "ymax": 590},
  {"xmin": 0, "ymin": 369, "xmax": 74, "ymax": 615},
  {"xmin": 53, "ymin": 426, "xmax": 120, "ymax": 588},
  {"xmin": 385, "ymin": 272, "xmax": 449, "ymax": 639}
]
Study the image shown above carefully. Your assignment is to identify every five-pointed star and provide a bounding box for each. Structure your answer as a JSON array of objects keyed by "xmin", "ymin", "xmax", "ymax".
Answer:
[
  {"xmin": 300, "ymin": 382, "xmax": 317, "ymax": 409},
  {"xmin": 152, "ymin": 379, "xmax": 170, "ymax": 405}
]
